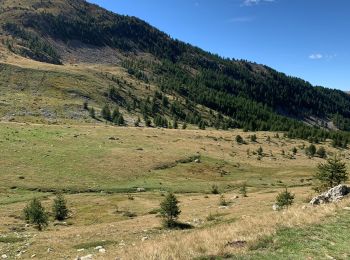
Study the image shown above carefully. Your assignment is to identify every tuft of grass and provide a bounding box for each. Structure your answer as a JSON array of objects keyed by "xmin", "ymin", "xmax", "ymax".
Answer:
[
  {"xmin": 248, "ymin": 235, "xmax": 274, "ymax": 250},
  {"xmin": 0, "ymin": 236, "xmax": 25, "ymax": 243},
  {"xmin": 148, "ymin": 208, "xmax": 161, "ymax": 214},
  {"xmin": 73, "ymin": 240, "xmax": 115, "ymax": 250}
]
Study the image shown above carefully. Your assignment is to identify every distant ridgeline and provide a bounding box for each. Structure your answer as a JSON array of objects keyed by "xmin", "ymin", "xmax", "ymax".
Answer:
[{"xmin": 0, "ymin": 0, "xmax": 349, "ymax": 147}]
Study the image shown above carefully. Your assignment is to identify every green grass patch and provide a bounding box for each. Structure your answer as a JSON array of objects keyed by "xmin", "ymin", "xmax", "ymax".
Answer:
[
  {"xmin": 73, "ymin": 240, "xmax": 116, "ymax": 250},
  {"xmin": 238, "ymin": 209, "xmax": 350, "ymax": 259},
  {"xmin": 0, "ymin": 236, "xmax": 25, "ymax": 243}
]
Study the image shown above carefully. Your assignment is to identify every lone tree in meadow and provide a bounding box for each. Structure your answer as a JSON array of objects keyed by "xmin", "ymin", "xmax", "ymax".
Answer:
[
  {"xmin": 314, "ymin": 156, "xmax": 348, "ymax": 190},
  {"xmin": 275, "ymin": 188, "xmax": 295, "ymax": 209},
  {"xmin": 236, "ymin": 135, "xmax": 244, "ymax": 144},
  {"xmin": 160, "ymin": 193, "xmax": 181, "ymax": 228},
  {"xmin": 53, "ymin": 193, "xmax": 69, "ymax": 221},
  {"xmin": 23, "ymin": 198, "xmax": 48, "ymax": 231}
]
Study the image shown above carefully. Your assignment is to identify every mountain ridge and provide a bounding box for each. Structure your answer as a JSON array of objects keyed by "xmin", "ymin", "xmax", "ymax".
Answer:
[{"xmin": 0, "ymin": 0, "xmax": 349, "ymax": 145}]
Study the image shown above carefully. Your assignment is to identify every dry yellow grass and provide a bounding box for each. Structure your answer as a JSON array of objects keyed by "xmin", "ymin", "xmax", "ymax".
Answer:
[{"xmin": 117, "ymin": 198, "xmax": 350, "ymax": 260}]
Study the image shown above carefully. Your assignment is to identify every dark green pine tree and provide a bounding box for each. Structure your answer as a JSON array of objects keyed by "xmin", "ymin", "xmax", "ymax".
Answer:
[
  {"xmin": 275, "ymin": 188, "xmax": 295, "ymax": 209},
  {"xmin": 160, "ymin": 193, "xmax": 181, "ymax": 228},
  {"xmin": 101, "ymin": 105, "xmax": 111, "ymax": 121},
  {"xmin": 314, "ymin": 156, "xmax": 348, "ymax": 190},
  {"xmin": 53, "ymin": 193, "xmax": 69, "ymax": 221},
  {"xmin": 23, "ymin": 198, "xmax": 48, "ymax": 231}
]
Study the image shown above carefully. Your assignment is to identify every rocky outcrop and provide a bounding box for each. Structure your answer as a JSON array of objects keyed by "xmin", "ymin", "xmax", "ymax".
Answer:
[{"xmin": 310, "ymin": 185, "xmax": 350, "ymax": 205}]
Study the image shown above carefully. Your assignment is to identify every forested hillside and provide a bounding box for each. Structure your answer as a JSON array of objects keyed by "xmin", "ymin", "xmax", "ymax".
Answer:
[{"xmin": 0, "ymin": 0, "xmax": 349, "ymax": 145}]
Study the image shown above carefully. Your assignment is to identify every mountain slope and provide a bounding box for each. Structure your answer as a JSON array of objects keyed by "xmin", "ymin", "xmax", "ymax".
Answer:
[{"xmin": 0, "ymin": 0, "xmax": 349, "ymax": 144}]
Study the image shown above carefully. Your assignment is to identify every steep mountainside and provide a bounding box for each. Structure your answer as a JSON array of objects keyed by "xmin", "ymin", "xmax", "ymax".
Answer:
[{"xmin": 0, "ymin": 0, "xmax": 349, "ymax": 145}]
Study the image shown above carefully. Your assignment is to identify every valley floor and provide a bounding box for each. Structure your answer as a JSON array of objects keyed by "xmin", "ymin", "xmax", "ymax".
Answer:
[{"xmin": 0, "ymin": 123, "xmax": 349, "ymax": 259}]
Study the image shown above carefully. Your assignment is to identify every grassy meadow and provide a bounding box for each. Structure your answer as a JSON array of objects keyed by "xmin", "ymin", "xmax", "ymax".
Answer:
[{"xmin": 0, "ymin": 122, "xmax": 349, "ymax": 259}]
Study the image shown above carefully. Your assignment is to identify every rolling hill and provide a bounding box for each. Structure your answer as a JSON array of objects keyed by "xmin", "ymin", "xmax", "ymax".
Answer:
[{"xmin": 0, "ymin": 0, "xmax": 349, "ymax": 145}]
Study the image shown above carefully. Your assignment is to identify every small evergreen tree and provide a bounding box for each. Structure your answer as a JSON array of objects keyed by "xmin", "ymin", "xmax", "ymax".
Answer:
[
  {"xmin": 109, "ymin": 86, "xmax": 118, "ymax": 101},
  {"xmin": 314, "ymin": 156, "xmax": 348, "ymax": 190},
  {"xmin": 275, "ymin": 188, "xmax": 295, "ymax": 209},
  {"xmin": 173, "ymin": 119, "xmax": 178, "ymax": 129},
  {"xmin": 160, "ymin": 193, "xmax": 181, "ymax": 228},
  {"xmin": 250, "ymin": 134, "xmax": 257, "ymax": 142},
  {"xmin": 53, "ymin": 193, "xmax": 68, "ymax": 221},
  {"xmin": 134, "ymin": 116, "xmax": 141, "ymax": 127},
  {"xmin": 198, "ymin": 120, "xmax": 206, "ymax": 130},
  {"xmin": 316, "ymin": 146, "xmax": 327, "ymax": 159},
  {"xmin": 182, "ymin": 122, "xmax": 187, "ymax": 129},
  {"xmin": 111, "ymin": 107, "xmax": 120, "ymax": 120},
  {"xmin": 292, "ymin": 147, "xmax": 298, "ymax": 155},
  {"xmin": 89, "ymin": 107, "xmax": 95, "ymax": 119},
  {"xmin": 211, "ymin": 184, "xmax": 219, "ymax": 194},
  {"xmin": 236, "ymin": 135, "xmax": 244, "ymax": 144},
  {"xmin": 145, "ymin": 118, "xmax": 152, "ymax": 127},
  {"xmin": 257, "ymin": 146, "xmax": 263, "ymax": 156},
  {"xmin": 306, "ymin": 144, "xmax": 316, "ymax": 157},
  {"xmin": 113, "ymin": 114, "xmax": 125, "ymax": 126},
  {"xmin": 23, "ymin": 198, "xmax": 48, "ymax": 231},
  {"xmin": 83, "ymin": 101, "xmax": 88, "ymax": 110},
  {"xmin": 101, "ymin": 105, "xmax": 111, "ymax": 121}
]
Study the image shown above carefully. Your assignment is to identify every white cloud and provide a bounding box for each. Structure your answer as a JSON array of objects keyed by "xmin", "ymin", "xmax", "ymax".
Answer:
[
  {"xmin": 228, "ymin": 16, "xmax": 254, "ymax": 23},
  {"xmin": 242, "ymin": 0, "xmax": 275, "ymax": 6},
  {"xmin": 309, "ymin": 53, "xmax": 337, "ymax": 60},
  {"xmin": 309, "ymin": 53, "xmax": 323, "ymax": 60}
]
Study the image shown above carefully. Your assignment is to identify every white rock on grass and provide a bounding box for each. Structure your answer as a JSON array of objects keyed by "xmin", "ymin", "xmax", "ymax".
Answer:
[
  {"xmin": 310, "ymin": 185, "xmax": 350, "ymax": 205},
  {"xmin": 272, "ymin": 204, "xmax": 281, "ymax": 211},
  {"xmin": 1, "ymin": 255, "xmax": 8, "ymax": 259},
  {"xmin": 76, "ymin": 254, "xmax": 93, "ymax": 260}
]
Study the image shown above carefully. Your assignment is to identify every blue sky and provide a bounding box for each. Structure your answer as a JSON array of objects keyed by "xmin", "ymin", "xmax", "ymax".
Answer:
[{"xmin": 87, "ymin": 0, "xmax": 350, "ymax": 91}]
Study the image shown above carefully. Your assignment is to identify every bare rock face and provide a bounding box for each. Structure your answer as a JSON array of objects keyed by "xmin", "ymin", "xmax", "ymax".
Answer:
[{"xmin": 310, "ymin": 185, "xmax": 350, "ymax": 205}]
